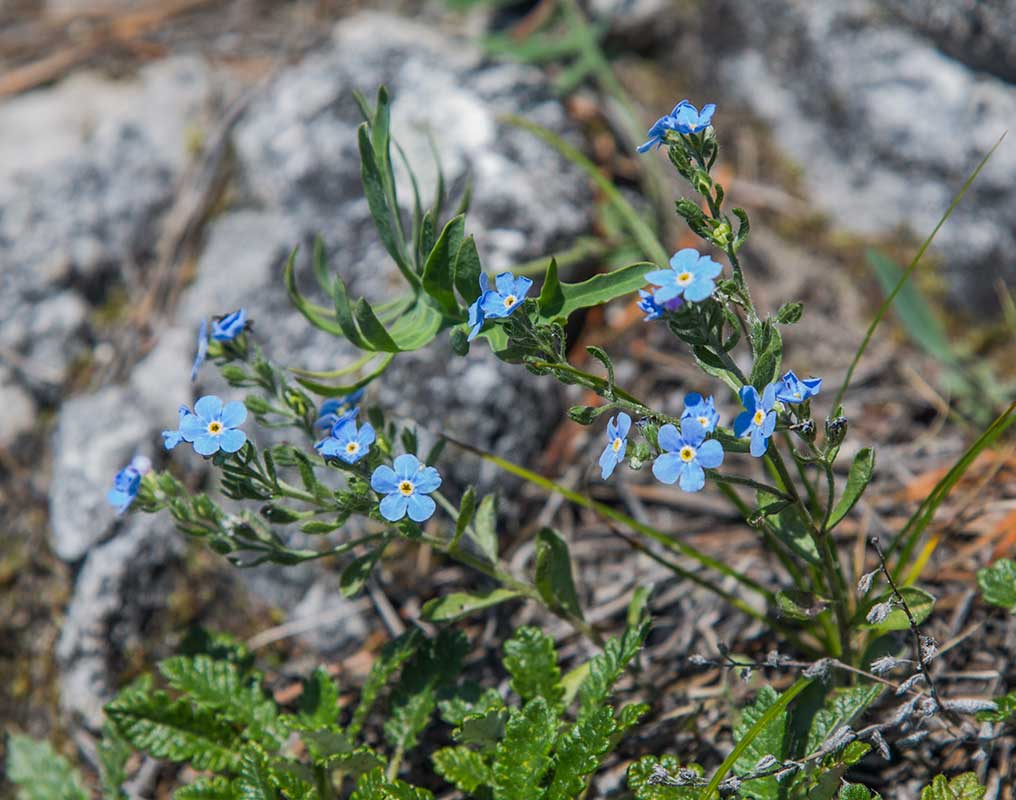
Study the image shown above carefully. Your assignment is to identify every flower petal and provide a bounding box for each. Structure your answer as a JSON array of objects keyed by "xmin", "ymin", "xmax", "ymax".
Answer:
[
  {"xmin": 733, "ymin": 410, "xmax": 754, "ymax": 438},
  {"xmin": 219, "ymin": 401, "xmax": 247, "ymax": 429},
  {"xmin": 371, "ymin": 465, "xmax": 399, "ymax": 494},
  {"xmin": 599, "ymin": 446, "xmax": 618, "ymax": 480},
  {"xmin": 644, "ymin": 269, "xmax": 677, "ymax": 287},
  {"xmin": 762, "ymin": 382, "xmax": 778, "ymax": 410},
  {"xmin": 739, "ymin": 385, "xmax": 760, "ymax": 412},
  {"xmin": 407, "ymin": 493, "xmax": 436, "ymax": 523},
  {"xmin": 761, "ymin": 410, "xmax": 777, "ymax": 437},
  {"xmin": 413, "ymin": 466, "xmax": 442, "ymax": 494},
  {"xmin": 193, "ymin": 433, "xmax": 220, "ymax": 456},
  {"xmin": 684, "ymin": 392, "xmax": 703, "ymax": 409},
  {"xmin": 678, "ymin": 461, "xmax": 706, "ymax": 492},
  {"xmin": 695, "ymin": 256, "xmax": 722, "ymax": 279},
  {"xmin": 749, "ymin": 428, "xmax": 770, "ymax": 458},
  {"xmin": 107, "ymin": 488, "xmax": 131, "ymax": 512},
  {"xmin": 669, "ymin": 248, "xmax": 700, "ymax": 270},
  {"xmin": 162, "ymin": 430, "xmax": 183, "ymax": 450},
  {"xmin": 218, "ymin": 428, "xmax": 246, "ymax": 453},
  {"xmin": 180, "ymin": 414, "xmax": 206, "ymax": 441},
  {"xmin": 194, "ymin": 395, "xmax": 223, "ymax": 422},
  {"xmin": 681, "ymin": 417, "xmax": 706, "ymax": 446},
  {"xmin": 652, "ymin": 452, "xmax": 682, "ymax": 484},
  {"xmin": 657, "ymin": 423, "xmax": 682, "ymax": 453},
  {"xmin": 379, "ymin": 492, "xmax": 409, "ymax": 521},
  {"xmin": 393, "ymin": 454, "xmax": 421, "ymax": 481},
  {"xmin": 191, "ymin": 319, "xmax": 208, "ymax": 382},
  {"xmin": 683, "ymin": 277, "xmax": 715, "ymax": 302},
  {"xmin": 357, "ymin": 423, "xmax": 376, "ymax": 447},
  {"xmin": 513, "ymin": 275, "xmax": 533, "ymax": 297},
  {"xmin": 697, "ymin": 439, "xmax": 724, "ymax": 469},
  {"xmin": 616, "ymin": 412, "xmax": 632, "ymax": 438},
  {"xmin": 316, "ymin": 438, "xmax": 342, "ymax": 457},
  {"xmin": 494, "ymin": 272, "xmax": 515, "ymax": 296}
]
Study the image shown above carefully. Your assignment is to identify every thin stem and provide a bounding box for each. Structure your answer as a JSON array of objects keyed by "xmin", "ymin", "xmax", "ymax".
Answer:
[{"xmin": 708, "ymin": 471, "xmax": 793, "ymax": 502}]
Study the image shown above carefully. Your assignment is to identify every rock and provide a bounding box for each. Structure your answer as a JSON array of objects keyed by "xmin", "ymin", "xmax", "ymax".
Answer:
[
  {"xmin": 287, "ymin": 578, "xmax": 370, "ymax": 656},
  {"xmin": 0, "ymin": 369, "xmax": 36, "ymax": 448},
  {"xmin": 709, "ymin": 0, "xmax": 1016, "ymax": 312}
]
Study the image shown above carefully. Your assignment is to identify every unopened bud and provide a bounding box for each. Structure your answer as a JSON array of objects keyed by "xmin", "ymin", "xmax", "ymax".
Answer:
[
  {"xmin": 857, "ymin": 570, "xmax": 878, "ymax": 595},
  {"xmin": 825, "ymin": 415, "xmax": 849, "ymax": 447}
]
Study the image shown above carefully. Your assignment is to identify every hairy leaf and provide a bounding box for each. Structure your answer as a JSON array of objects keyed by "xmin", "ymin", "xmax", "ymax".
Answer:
[
  {"xmin": 341, "ymin": 548, "xmax": 384, "ymax": 598},
  {"xmin": 920, "ymin": 773, "xmax": 985, "ymax": 800},
  {"xmin": 432, "ymin": 746, "xmax": 492, "ymax": 794},
  {"xmin": 976, "ymin": 558, "xmax": 1016, "ymax": 612},
  {"xmin": 803, "ymin": 683, "xmax": 882, "ymax": 755},
  {"xmin": 5, "ymin": 734, "xmax": 89, "ymax": 800},
  {"xmin": 295, "ymin": 666, "xmax": 341, "ymax": 729},
  {"xmin": 175, "ymin": 776, "xmax": 238, "ymax": 799},
  {"xmin": 468, "ymin": 493, "xmax": 499, "ymax": 563},
  {"xmin": 348, "ymin": 628, "xmax": 424, "ymax": 738},
  {"xmin": 545, "ymin": 705, "xmax": 617, "ymax": 800},
  {"xmin": 352, "ymin": 768, "xmax": 435, "ymax": 800},
  {"xmin": 577, "ymin": 616, "xmax": 650, "ymax": 724},
  {"xmin": 861, "ymin": 587, "xmax": 935, "ymax": 632},
  {"xmin": 535, "ymin": 261, "xmax": 658, "ymax": 323},
  {"xmin": 422, "ymin": 215, "xmax": 465, "ymax": 314},
  {"xmin": 839, "ymin": 784, "xmax": 881, "ymax": 800},
  {"xmin": 235, "ymin": 746, "xmax": 277, "ymax": 800},
  {"xmin": 491, "ymin": 697, "xmax": 558, "ymax": 800},
  {"xmin": 503, "ymin": 626, "xmax": 564, "ymax": 707}
]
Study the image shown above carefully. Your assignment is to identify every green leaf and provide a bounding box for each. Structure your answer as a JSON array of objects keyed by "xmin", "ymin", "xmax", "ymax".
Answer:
[
  {"xmin": 534, "ymin": 528, "xmax": 584, "ymax": 621},
  {"xmin": 975, "ymin": 690, "xmax": 1016, "ymax": 723},
  {"xmin": 626, "ymin": 755, "xmax": 702, "ymax": 799},
  {"xmin": 432, "ymin": 747, "xmax": 492, "ymax": 794},
  {"xmin": 828, "ymin": 448, "xmax": 875, "ymax": 529},
  {"xmin": 295, "ymin": 666, "xmax": 340, "ymax": 729},
  {"xmin": 341, "ymin": 548, "xmax": 385, "ymax": 598},
  {"xmin": 386, "ymin": 298, "xmax": 445, "ymax": 351},
  {"xmin": 420, "ymin": 588, "xmax": 522, "ymax": 622},
  {"xmin": 351, "ymin": 768, "xmax": 435, "ymax": 800},
  {"xmin": 5, "ymin": 734, "xmax": 89, "ymax": 800},
  {"xmin": 354, "ymin": 298, "xmax": 401, "ymax": 352},
  {"xmin": 976, "ymin": 558, "xmax": 1016, "ymax": 612},
  {"xmin": 803, "ymin": 683, "xmax": 883, "ymax": 755},
  {"xmin": 293, "ymin": 353, "xmax": 395, "ymax": 398},
  {"xmin": 358, "ymin": 123, "xmax": 415, "ymax": 285},
  {"xmin": 105, "ymin": 677, "xmax": 241, "ymax": 771},
  {"xmin": 348, "ymin": 628, "xmax": 424, "ymax": 738},
  {"xmin": 776, "ymin": 590, "xmax": 828, "ymax": 621},
  {"xmin": 235, "ymin": 745, "xmax": 277, "ymax": 800},
  {"xmin": 920, "ymin": 773, "xmax": 986, "ymax": 800},
  {"xmin": 537, "ymin": 258, "xmax": 566, "ymax": 317},
  {"xmin": 422, "ymin": 215, "xmax": 466, "ymax": 314},
  {"xmin": 534, "ymin": 262, "xmax": 658, "ymax": 323},
  {"xmin": 491, "ymin": 697, "xmax": 558, "ymax": 800},
  {"xmin": 452, "ymin": 486, "xmax": 476, "ymax": 547},
  {"xmin": 468, "ymin": 493, "xmax": 499, "ymax": 563},
  {"xmin": 282, "ymin": 248, "xmax": 352, "ymax": 340},
  {"xmin": 98, "ymin": 721, "xmax": 131, "ymax": 800},
  {"xmin": 861, "ymin": 586, "xmax": 936, "ymax": 632},
  {"xmin": 453, "ymin": 235, "xmax": 483, "ymax": 303},
  {"xmin": 577, "ymin": 617, "xmax": 650, "ymax": 724},
  {"xmin": 750, "ymin": 323, "xmax": 783, "ymax": 390},
  {"xmin": 175, "ymin": 776, "xmax": 238, "ymax": 799},
  {"xmin": 732, "ymin": 686, "xmax": 788, "ymax": 800},
  {"xmin": 503, "ymin": 626, "xmax": 563, "ymax": 707},
  {"xmin": 758, "ymin": 490, "xmax": 821, "ymax": 566},
  {"xmin": 158, "ymin": 655, "xmax": 280, "ymax": 747},
  {"xmin": 384, "ymin": 629, "xmax": 468, "ymax": 753},
  {"xmin": 839, "ymin": 784, "xmax": 880, "ymax": 800},
  {"xmin": 545, "ymin": 706, "xmax": 618, "ymax": 800}
]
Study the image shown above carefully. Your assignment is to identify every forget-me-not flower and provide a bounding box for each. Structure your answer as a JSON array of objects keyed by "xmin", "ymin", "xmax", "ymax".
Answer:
[
  {"xmin": 645, "ymin": 249, "xmax": 722, "ymax": 304},
  {"xmin": 775, "ymin": 370, "xmax": 822, "ymax": 404},
  {"xmin": 212, "ymin": 308, "xmax": 248, "ymax": 341},
  {"xmin": 480, "ymin": 272, "xmax": 532, "ymax": 321},
  {"xmin": 165, "ymin": 395, "xmax": 248, "ymax": 456},
  {"xmin": 652, "ymin": 419, "xmax": 724, "ymax": 492},
  {"xmin": 190, "ymin": 319, "xmax": 209, "ymax": 382},
  {"xmin": 733, "ymin": 383, "xmax": 778, "ymax": 457},
  {"xmin": 107, "ymin": 455, "xmax": 152, "ymax": 514},
  {"xmin": 316, "ymin": 416, "xmax": 375, "ymax": 464},
  {"xmin": 599, "ymin": 412, "xmax": 631, "ymax": 480},
  {"xmin": 466, "ymin": 274, "xmax": 491, "ymax": 341},
  {"xmin": 637, "ymin": 289, "xmax": 684, "ymax": 321},
  {"xmin": 681, "ymin": 393, "xmax": 720, "ymax": 434},
  {"xmin": 370, "ymin": 454, "xmax": 442, "ymax": 523},
  {"xmin": 636, "ymin": 99, "xmax": 716, "ymax": 152},
  {"xmin": 315, "ymin": 389, "xmax": 365, "ymax": 429}
]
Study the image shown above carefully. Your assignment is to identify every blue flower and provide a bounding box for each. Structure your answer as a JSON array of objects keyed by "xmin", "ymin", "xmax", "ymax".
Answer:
[
  {"xmin": 316, "ymin": 417, "xmax": 375, "ymax": 464},
  {"xmin": 370, "ymin": 454, "xmax": 442, "ymax": 523},
  {"xmin": 106, "ymin": 455, "xmax": 151, "ymax": 514},
  {"xmin": 775, "ymin": 370, "xmax": 822, "ymax": 404},
  {"xmin": 479, "ymin": 272, "xmax": 532, "ymax": 320},
  {"xmin": 466, "ymin": 273, "xmax": 491, "ymax": 341},
  {"xmin": 733, "ymin": 383, "xmax": 778, "ymax": 457},
  {"xmin": 637, "ymin": 289, "xmax": 684, "ymax": 321},
  {"xmin": 170, "ymin": 395, "xmax": 248, "ymax": 456},
  {"xmin": 211, "ymin": 308, "xmax": 247, "ymax": 341},
  {"xmin": 652, "ymin": 419, "xmax": 724, "ymax": 492},
  {"xmin": 599, "ymin": 412, "xmax": 632, "ymax": 480},
  {"xmin": 190, "ymin": 319, "xmax": 209, "ymax": 382},
  {"xmin": 315, "ymin": 389, "xmax": 365, "ymax": 429},
  {"xmin": 636, "ymin": 99, "xmax": 716, "ymax": 152},
  {"xmin": 681, "ymin": 393, "xmax": 720, "ymax": 433},
  {"xmin": 645, "ymin": 248, "xmax": 722, "ymax": 304}
]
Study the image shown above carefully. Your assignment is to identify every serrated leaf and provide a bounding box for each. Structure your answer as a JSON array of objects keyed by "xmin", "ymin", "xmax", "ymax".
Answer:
[
  {"xmin": 159, "ymin": 655, "xmax": 281, "ymax": 748},
  {"xmin": 105, "ymin": 678, "xmax": 241, "ymax": 771},
  {"xmin": 828, "ymin": 448, "xmax": 875, "ymax": 530},
  {"xmin": 491, "ymin": 697, "xmax": 558, "ymax": 800},
  {"xmin": 975, "ymin": 690, "xmax": 1016, "ymax": 723},
  {"xmin": 503, "ymin": 626, "xmax": 563, "ymax": 708},
  {"xmin": 175, "ymin": 776, "xmax": 238, "ymax": 799},
  {"xmin": 352, "ymin": 769, "xmax": 435, "ymax": 800},
  {"xmin": 839, "ymin": 784, "xmax": 880, "ymax": 800},
  {"xmin": 295, "ymin": 666, "xmax": 340, "ymax": 729},
  {"xmin": 421, "ymin": 588, "xmax": 521, "ymax": 622},
  {"xmin": 534, "ymin": 528, "xmax": 584, "ymax": 621},
  {"xmin": 5, "ymin": 734, "xmax": 89, "ymax": 800},
  {"xmin": 626, "ymin": 755, "xmax": 702, "ymax": 799},
  {"xmin": 433, "ymin": 747, "xmax": 492, "ymax": 794},
  {"xmin": 384, "ymin": 629, "xmax": 468, "ymax": 753},
  {"xmin": 422, "ymin": 215, "xmax": 465, "ymax": 314},
  {"xmin": 545, "ymin": 706, "xmax": 617, "ymax": 800},
  {"xmin": 235, "ymin": 746, "xmax": 277, "ymax": 800},
  {"xmin": 861, "ymin": 586, "xmax": 935, "ymax": 632},
  {"xmin": 457, "ymin": 707, "xmax": 510, "ymax": 751},
  {"xmin": 348, "ymin": 628, "xmax": 424, "ymax": 738},
  {"xmin": 341, "ymin": 548, "xmax": 384, "ymax": 598},
  {"xmin": 976, "ymin": 558, "xmax": 1016, "ymax": 612},
  {"xmin": 468, "ymin": 493, "xmax": 499, "ymax": 563},
  {"xmin": 577, "ymin": 618, "xmax": 649, "ymax": 724},
  {"xmin": 920, "ymin": 773, "xmax": 985, "ymax": 800},
  {"xmin": 438, "ymin": 684, "xmax": 503, "ymax": 727}
]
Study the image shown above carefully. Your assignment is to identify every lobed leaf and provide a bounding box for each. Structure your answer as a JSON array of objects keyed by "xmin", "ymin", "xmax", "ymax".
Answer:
[
  {"xmin": 491, "ymin": 697, "xmax": 558, "ymax": 800},
  {"xmin": 920, "ymin": 773, "xmax": 985, "ymax": 800},
  {"xmin": 503, "ymin": 626, "xmax": 564, "ymax": 707},
  {"xmin": 976, "ymin": 558, "xmax": 1016, "ymax": 612},
  {"xmin": 544, "ymin": 706, "xmax": 618, "ymax": 800},
  {"xmin": 295, "ymin": 666, "xmax": 341, "ymax": 730},
  {"xmin": 351, "ymin": 768, "xmax": 435, "ymax": 800},
  {"xmin": 626, "ymin": 754, "xmax": 702, "ymax": 800},
  {"xmin": 175, "ymin": 776, "xmax": 238, "ymax": 799},
  {"xmin": 348, "ymin": 628, "xmax": 425, "ymax": 738},
  {"xmin": 432, "ymin": 746, "xmax": 492, "ymax": 794},
  {"xmin": 5, "ymin": 734, "xmax": 89, "ymax": 800}
]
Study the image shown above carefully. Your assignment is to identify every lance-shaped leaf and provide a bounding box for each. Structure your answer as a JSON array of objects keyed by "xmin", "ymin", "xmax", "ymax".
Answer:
[
  {"xmin": 283, "ymin": 248, "xmax": 350, "ymax": 339},
  {"xmin": 535, "ymin": 528, "xmax": 584, "ymax": 621},
  {"xmin": 828, "ymin": 448, "xmax": 875, "ymax": 530},
  {"xmin": 454, "ymin": 235, "xmax": 483, "ymax": 303},
  {"xmin": 358, "ymin": 123, "xmax": 415, "ymax": 286},
  {"xmin": 535, "ymin": 261, "xmax": 657, "ymax": 322},
  {"xmin": 861, "ymin": 586, "xmax": 935, "ymax": 632},
  {"xmin": 422, "ymin": 215, "xmax": 466, "ymax": 314},
  {"xmin": 421, "ymin": 588, "xmax": 522, "ymax": 622}
]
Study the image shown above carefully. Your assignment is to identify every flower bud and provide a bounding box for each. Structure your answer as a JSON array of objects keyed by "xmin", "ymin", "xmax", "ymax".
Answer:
[
  {"xmin": 711, "ymin": 221, "xmax": 732, "ymax": 248},
  {"xmin": 825, "ymin": 415, "xmax": 848, "ymax": 447},
  {"xmin": 450, "ymin": 326, "xmax": 470, "ymax": 356}
]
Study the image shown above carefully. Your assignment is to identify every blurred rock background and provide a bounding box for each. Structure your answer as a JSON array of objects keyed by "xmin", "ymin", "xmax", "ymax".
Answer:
[{"xmin": 1, "ymin": 0, "xmax": 1014, "ymax": 796}]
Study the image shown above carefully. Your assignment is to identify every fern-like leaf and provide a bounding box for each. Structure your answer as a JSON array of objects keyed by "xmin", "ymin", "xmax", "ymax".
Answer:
[
  {"xmin": 351, "ymin": 768, "xmax": 435, "ymax": 800},
  {"xmin": 235, "ymin": 745, "xmax": 278, "ymax": 800},
  {"xmin": 544, "ymin": 705, "xmax": 617, "ymax": 800},
  {"xmin": 348, "ymin": 628, "xmax": 424, "ymax": 738},
  {"xmin": 5, "ymin": 734, "xmax": 89, "ymax": 800},
  {"xmin": 920, "ymin": 773, "xmax": 986, "ymax": 800},
  {"xmin": 503, "ymin": 626, "xmax": 563, "ymax": 708},
  {"xmin": 98, "ymin": 721, "xmax": 131, "ymax": 799},
  {"xmin": 576, "ymin": 617, "xmax": 649, "ymax": 724},
  {"xmin": 626, "ymin": 755, "xmax": 702, "ymax": 800},
  {"xmin": 295, "ymin": 666, "xmax": 341, "ymax": 729},
  {"xmin": 491, "ymin": 697, "xmax": 558, "ymax": 800},
  {"xmin": 174, "ymin": 776, "xmax": 238, "ymax": 799},
  {"xmin": 432, "ymin": 746, "xmax": 492, "ymax": 794}
]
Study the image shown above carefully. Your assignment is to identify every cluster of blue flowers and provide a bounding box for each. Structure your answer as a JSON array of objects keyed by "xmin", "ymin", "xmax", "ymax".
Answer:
[
  {"xmin": 599, "ymin": 370, "xmax": 821, "ymax": 491},
  {"xmin": 637, "ymin": 99, "xmax": 715, "ymax": 153},
  {"xmin": 638, "ymin": 248, "xmax": 722, "ymax": 318},
  {"xmin": 467, "ymin": 272, "xmax": 532, "ymax": 341}
]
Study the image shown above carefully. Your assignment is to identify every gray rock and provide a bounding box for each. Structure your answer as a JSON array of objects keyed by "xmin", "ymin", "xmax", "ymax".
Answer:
[
  {"xmin": 286, "ymin": 578, "xmax": 370, "ymax": 656},
  {"xmin": 0, "ymin": 367, "xmax": 36, "ymax": 447},
  {"xmin": 711, "ymin": 0, "xmax": 1016, "ymax": 311}
]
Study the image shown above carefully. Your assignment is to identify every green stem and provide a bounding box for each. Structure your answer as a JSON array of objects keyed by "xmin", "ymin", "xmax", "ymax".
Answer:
[
  {"xmin": 708, "ymin": 471, "xmax": 792, "ymax": 502},
  {"xmin": 315, "ymin": 765, "xmax": 333, "ymax": 800}
]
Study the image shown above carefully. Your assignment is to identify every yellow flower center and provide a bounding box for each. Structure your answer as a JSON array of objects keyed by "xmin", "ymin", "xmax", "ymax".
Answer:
[
  {"xmin": 503, "ymin": 294, "xmax": 517, "ymax": 309},
  {"xmin": 679, "ymin": 446, "xmax": 696, "ymax": 462},
  {"xmin": 398, "ymin": 480, "xmax": 415, "ymax": 496},
  {"xmin": 207, "ymin": 421, "xmax": 223, "ymax": 435},
  {"xmin": 676, "ymin": 271, "xmax": 693, "ymax": 285},
  {"xmin": 794, "ymin": 390, "xmax": 802, "ymax": 398},
  {"xmin": 753, "ymin": 409, "xmax": 765, "ymax": 426},
  {"xmin": 698, "ymin": 416, "xmax": 709, "ymax": 427},
  {"xmin": 612, "ymin": 437, "xmax": 623, "ymax": 453},
  {"xmin": 346, "ymin": 442, "xmax": 360, "ymax": 455}
]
